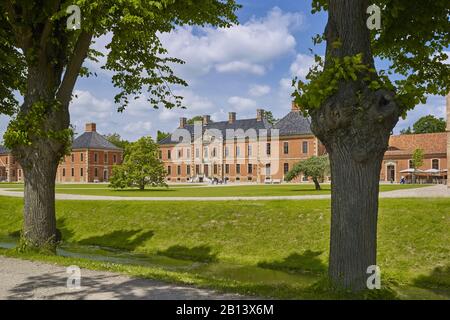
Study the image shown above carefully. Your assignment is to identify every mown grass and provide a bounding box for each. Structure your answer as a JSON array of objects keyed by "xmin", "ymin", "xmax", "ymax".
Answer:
[
  {"xmin": 0, "ymin": 196, "xmax": 448, "ymax": 299},
  {"xmin": 0, "ymin": 182, "xmax": 430, "ymax": 197}
]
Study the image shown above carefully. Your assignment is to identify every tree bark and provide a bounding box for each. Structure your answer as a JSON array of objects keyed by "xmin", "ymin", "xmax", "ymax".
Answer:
[
  {"xmin": 8, "ymin": 9, "xmax": 92, "ymax": 251},
  {"xmin": 312, "ymin": 177, "xmax": 321, "ymax": 190},
  {"xmin": 21, "ymin": 145, "xmax": 60, "ymax": 249},
  {"xmin": 310, "ymin": 0, "xmax": 400, "ymax": 291},
  {"xmin": 13, "ymin": 63, "xmax": 70, "ymax": 251}
]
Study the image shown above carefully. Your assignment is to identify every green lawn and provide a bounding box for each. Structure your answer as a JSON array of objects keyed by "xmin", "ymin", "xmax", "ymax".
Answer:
[
  {"xmin": 0, "ymin": 196, "xmax": 448, "ymax": 299},
  {"xmin": 0, "ymin": 182, "xmax": 430, "ymax": 197}
]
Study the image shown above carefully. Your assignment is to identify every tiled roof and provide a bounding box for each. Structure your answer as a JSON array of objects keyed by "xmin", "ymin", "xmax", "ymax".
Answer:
[
  {"xmin": 0, "ymin": 145, "xmax": 10, "ymax": 155},
  {"xmin": 159, "ymin": 118, "xmax": 273, "ymax": 145},
  {"xmin": 273, "ymin": 111, "xmax": 313, "ymax": 136},
  {"xmin": 385, "ymin": 132, "xmax": 447, "ymax": 156},
  {"xmin": 72, "ymin": 132, "xmax": 123, "ymax": 151},
  {"xmin": 0, "ymin": 133, "xmax": 122, "ymax": 154}
]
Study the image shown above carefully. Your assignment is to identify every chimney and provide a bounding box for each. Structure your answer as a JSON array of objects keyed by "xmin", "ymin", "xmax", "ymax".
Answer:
[
  {"xmin": 203, "ymin": 115, "xmax": 211, "ymax": 125},
  {"xmin": 228, "ymin": 112, "xmax": 236, "ymax": 124},
  {"xmin": 291, "ymin": 101, "xmax": 300, "ymax": 112},
  {"xmin": 179, "ymin": 117, "xmax": 187, "ymax": 128},
  {"xmin": 85, "ymin": 123, "xmax": 96, "ymax": 132},
  {"xmin": 256, "ymin": 109, "xmax": 264, "ymax": 122}
]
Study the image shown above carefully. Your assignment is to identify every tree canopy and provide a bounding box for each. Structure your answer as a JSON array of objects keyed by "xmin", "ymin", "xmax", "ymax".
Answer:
[
  {"xmin": 104, "ymin": 133, "xmax": 131, "ymax": 151},
  {"xmin": 285, "ymin": 155, "xmax": 330, "ymax": 190},
  {"xmin": 187, "ymin": 116, "xmax": 208, "ymax": 125},
  {"xmin": 0, "ymin": 0, "xmax": 240, "ymax": 251},
  {"xmin": 157, "ymin": 130, "xmax": 171, "ymax": 142},
  {"xmin": 297, "ymin": 0, "xmax": 449, "ymax": 116},
  {"xmin": 109, "ymin": 136, "xmax": 167, "ymax": 190},
  {"xmin": 412, "ymin": 115, "xmax": 446, "ymax": 134}
]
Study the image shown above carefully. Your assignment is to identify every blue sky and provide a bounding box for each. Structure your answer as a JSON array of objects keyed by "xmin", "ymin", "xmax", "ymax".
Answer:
[{"xmin": 0, "ymin": 1, "xmax": 448, "ymax": 141}]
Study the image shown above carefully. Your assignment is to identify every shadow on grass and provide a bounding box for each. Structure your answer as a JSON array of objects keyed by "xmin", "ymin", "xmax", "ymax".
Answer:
[
  {"xmin": 412, "ymin": 265, "xmax": 450, "ymax": 298},
  {"xmin": 158, "ymin": 245, "xmax": 218, "ymax": 263},
  {"xmin": 258, "ymin": 250, "xmax": 327, "ymax": 275},
  {"xmin": 79, "ymin": 230, "xmax": 154, "ymax": 251}
]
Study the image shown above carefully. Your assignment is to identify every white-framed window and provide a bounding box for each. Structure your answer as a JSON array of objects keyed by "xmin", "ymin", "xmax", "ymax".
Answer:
[
  {"xmin": 236, "ymin": 146, "xmax": 241, "ymax": 157},
  {"xmin": 432, "ymin": 159, "xmax": 439, "ymax": 170},
  {"xmin": 247, "ymin": 145, "xmax": 252, "ymax": 156}
]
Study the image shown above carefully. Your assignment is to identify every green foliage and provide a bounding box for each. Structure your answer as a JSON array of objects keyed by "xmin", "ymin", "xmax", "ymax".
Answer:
[
  {"xmin": 104, "ymin": 133, "xmax": 131, "ymax": 151},
  {"xmin": 293, "ymin": 54, "xmax": 391, "ymax": 115},
  {"xmin": 4, "ymin": 101, "xmax": 73, "ymax": 157},
  {"xmin": 0, "ymin": 0, "xmax": 240, "ymax": 144},
  {"xmin": 263, "ymin": 111, "xmax": 277, "ymax": 125},
  {"xmin": 109, "ymin": 136, "xmax": 167, "ymax": 190},
  {"xmin": 157, "ymin": 130, "xmax": 171, "ymax": 142},
  {"xmin": 412, "ymin": 115, "xmax": 446, "ymax": 134},
  {"xmin": 400, "ymin": 127, "xmax": 412, "ymax": 135},
  {"xmin": 285, "ymin": 155, "xmax": 330, "ymax": 186},
  {"xmin": 296, "ymin": 1, "xmax": 450, "ymax": 116},
  {"xmin": 411, "ymin": 149, "xmax": 424, "ymax": 170},
  {"xmin": 187, "ymin": 116, "xmax": 206, "ymax": 125}
]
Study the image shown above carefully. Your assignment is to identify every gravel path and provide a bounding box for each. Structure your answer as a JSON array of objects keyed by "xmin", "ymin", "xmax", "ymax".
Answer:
[
  {"xmin": 0, "ymin": 185, "xmax": 449, "ymax": 201},
  {"xmin": 0, "ymin": 256, "xmax": 245, "ymax": 300}
]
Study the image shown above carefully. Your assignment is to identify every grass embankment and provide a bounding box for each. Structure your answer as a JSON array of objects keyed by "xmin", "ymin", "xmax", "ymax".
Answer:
[
  {"xmin": 0, "ymin": 196, "xmax": 448, "ymax": 299},
  {"xmin": 0, "ymin": 182, "xmax": 429, "ymax": 197}
]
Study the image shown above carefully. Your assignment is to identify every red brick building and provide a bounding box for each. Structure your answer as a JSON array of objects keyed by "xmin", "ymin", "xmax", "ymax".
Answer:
[
  {"xmin": 0, "ymin": 123, "xmax": 123, "ymax": 183},
  {"xmin": 158, "ymin": 104, "xmax": 325, "ymax": 183},
  {"xmin": 159, "ymin": 99, "xmax": 449, "ymax": 185},
  {"xmin": 380, "ymin": 132, "xmax": 447, "ymax": 184}
]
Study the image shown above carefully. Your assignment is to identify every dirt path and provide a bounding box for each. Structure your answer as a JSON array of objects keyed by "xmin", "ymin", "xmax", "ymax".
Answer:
[
  {"xmin": 0, "ymin": 256, "xmax": 245, "ymax": 300},
  {"xmin": 0, "ymin": 185, "xmax": 448, "ymax": 201}
]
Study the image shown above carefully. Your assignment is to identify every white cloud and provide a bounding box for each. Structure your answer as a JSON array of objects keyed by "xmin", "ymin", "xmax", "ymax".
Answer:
[
  {"xmin": 158, "ymin": 7, "xmax": 303, "ymax": 79},
  {"xmin": 157, "ymin": 89, "xmax": 216, "ymax": 122},
  {"xmin": 249, "ymin": 84, "xmax": 271, "ymax": 97},
  {"xmin": 228, "ymin": 96, "xmax": 257, "ymax": 110},
  {"xmin": 70, "ymin": 90, "xmax": 114, "ymax": 120},
  {"xmin": 123, "ymin": 121, "xmax": 153, "ymax": 134},
  {"xmin": 395, "ymin": 94, "xmax": 447, "ymax": 134},
  {"xmin": 289, "ymin": 54, "xmax": 321, "ymax": 79},
  {"xmin": 216, "ymin": 61, "xmax": 266, "ymax": 75}
]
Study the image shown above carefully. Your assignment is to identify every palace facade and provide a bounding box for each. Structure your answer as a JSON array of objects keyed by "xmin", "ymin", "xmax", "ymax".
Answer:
[
  {"xmin": 0, "ymin": 123, "xmax": 123, "ymax": 183},
  {"xmin": 159, "ymin": 104, "xmax": 325, "ymax": 183},
  {"xmin": 160, "ymin": 96, "xmax": 450, "ymax": 186}
]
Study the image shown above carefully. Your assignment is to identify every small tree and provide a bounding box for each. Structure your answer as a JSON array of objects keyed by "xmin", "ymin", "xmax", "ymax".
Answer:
[
  {"xmin": 263, "ymin": 111, "xmax": 277, "ymax": 125},
  {"xmin": 411, "ymin": 148, "xmax": 424, "ymax": 184},
  {"xmin": 285, "ymin": 155, "xmax": 330, "ymax": 190},
  {"xmin": 109, "ymin": 137, "xmax": 167, "ymax": 191}
]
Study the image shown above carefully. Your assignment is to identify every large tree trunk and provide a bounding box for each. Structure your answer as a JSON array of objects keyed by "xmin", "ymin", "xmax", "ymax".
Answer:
[
  {"xmin": 21, "ymin": 144, "xmax": 60, "ymax": 249},
  {"xmin": 310, "ymin": 0, "xmax": 400, "ymax": 291},
  {"xmin": 13, "ymin": 64, "xmax": 70, "ymax": 251}
]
